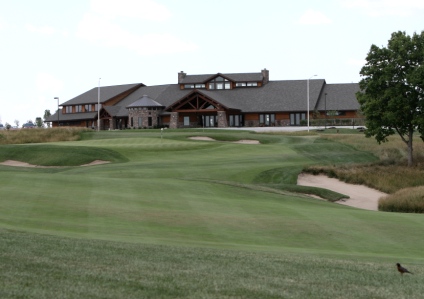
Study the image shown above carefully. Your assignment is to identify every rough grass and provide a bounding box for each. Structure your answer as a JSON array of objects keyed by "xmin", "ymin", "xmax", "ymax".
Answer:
[
  {"xmin": 0, "ymin": 144, "xmax": 128, "ymax": 166},
  {"xmin": 1, "ymin": 129, "xmax": 424, "ymax": 297},
  {"xmin": 293, "ymin": 130, "xmax": 424, "ymax": 212},
  {"xmin": 0, "ymin": 127, "xmax": 87, "ymax": 144},
  {"xmin": 379, "ymin": 186, "xmax": 424, "ymax": 213},
  {"xmin": 303, "ymin": 164, "xmax": 424, "ymax": 194},
  {"xmin": 1, "ymin": 229, "xmax": 424, "ymax": 299}
]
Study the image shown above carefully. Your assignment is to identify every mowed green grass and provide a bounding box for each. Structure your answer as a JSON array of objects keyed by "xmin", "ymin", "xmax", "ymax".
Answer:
[{"xmin": 1, "ymin": 129, "xmax": 423, "ymax": 298}]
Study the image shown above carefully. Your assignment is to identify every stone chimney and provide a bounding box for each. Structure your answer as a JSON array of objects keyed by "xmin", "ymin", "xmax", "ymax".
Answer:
[
  {"xmin": 178, "ymin": 71, "xmax": 187, "ymax": 83},
  {"xmin": 261, "ymin": 68, "xmax": 269, "ymax": 85}
]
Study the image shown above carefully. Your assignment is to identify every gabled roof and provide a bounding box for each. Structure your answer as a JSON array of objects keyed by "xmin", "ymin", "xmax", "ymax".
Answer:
[
  {"xmin": 115, "ymin": 85, "xmax": 180, "ymax": 117},
  {"xmin": 45, "ymin": 77, "xmax": 359, "ymax": 123},
  {"xmin": 165, "ymin": 89, "xmax": 234, "ymax": 112},
  {"xmin": 45, "ymin": 111, "xmax": 98, "ymax": 122},
  {"xmin": 127, "ymin": 95, "xmax": 165, "ymax": 108},
  {"xmin": 315, "ymin": 83, "xmax": 360, "ymax": 111},
  {"xmin": 103, "ymin": 106, "xmax": 121, "ymax": 117},
  {"xmin": 61, "ymin": 83, "xmax": 144, "ymax": 106},
  {"xmin": 179, "ymin": 72, "xmax": 263, "ymax": 84},
  {"xmin": 224, "ymin": 73, "xmax": 263, "ymax": 82},
  {"xmin": 184, "ymin": 79, "xmax": 326, "ymax": 113}
]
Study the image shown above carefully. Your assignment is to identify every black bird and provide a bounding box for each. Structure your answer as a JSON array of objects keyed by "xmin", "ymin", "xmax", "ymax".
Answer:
[{"xmin": 396, "ymin": 263, "xmax": 413, "ymax": 275}]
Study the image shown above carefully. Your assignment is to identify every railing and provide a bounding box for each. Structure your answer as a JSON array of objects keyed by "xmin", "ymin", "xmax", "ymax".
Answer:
[{"xmin": 310, "ymin": 118, "xmax": 365, "ymax": 127}]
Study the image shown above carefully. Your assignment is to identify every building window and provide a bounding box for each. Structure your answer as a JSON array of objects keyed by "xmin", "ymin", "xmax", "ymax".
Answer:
[
  {"xmin": 202, "ymin": 115, "xmax": 216, "ymax": 127},
  {"xmin": 290, "ymin": 113, "xmax": 306, "ymax": 126},
  {"xmin": 138, "ymin": 117, "xmax": 142, "ymax": 127},
  {"xmin": 76, "ymin": 105, "xmax": 82, "ymax": 113},
  {"xmin": 95, "ymin": 104, "xmax": 102, "ymax": 111},
  {"xmin": 85, "ymin": 104, "xmax": 92, "ymax": 112},
  {"xmin": 208, "ymin": 76, "xmax": 231, "ymax": 90},
  {"xmin": 259, "ymin": 114, "xmax": 275, "ymax": 126},
  {"xmin": 236, "ymin": 82, "xmax": 258, "ymax": 87},
  {"xmin": 184, "ymin": 83, "xmax": 205, "ymax": 89},
  {"xmin": 184, "ymin": 116, "xmax": 190, "ymax": 126},
  {"xmin": 65, "ymin": 106, "xmax": 72, "ymax": 113},
  {"xmin": 229, "ymin": 115, "xmax": 243, "ymax": 127}
]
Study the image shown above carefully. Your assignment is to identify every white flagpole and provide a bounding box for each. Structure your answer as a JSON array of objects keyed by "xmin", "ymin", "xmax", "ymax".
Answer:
[{"xmin": 97, "ymin": 78, "xmax": 101, "ymax": 131}]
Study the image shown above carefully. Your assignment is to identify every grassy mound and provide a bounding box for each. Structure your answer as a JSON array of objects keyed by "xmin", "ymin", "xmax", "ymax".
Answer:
[
  {"xmin": 0, "ymin": 127, "xmax": 87, "ymax": 144},
  {"xmin": 379, "ymin": 186, "xmax": 424, "ymax": 213},
  {"xmin": 0, "ymin": 144, "xmax": 127, "ymax": 166}
]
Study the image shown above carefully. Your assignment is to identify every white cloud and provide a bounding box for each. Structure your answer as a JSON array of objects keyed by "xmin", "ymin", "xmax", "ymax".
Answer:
[
  {"xmin": 90, "ymin": 0, "xmax": 171, "ymax": 21},
  {"xmin": 36, "ymin": 73, "xmax": 64, "ymax": 94},
  {"xmin": 347, "ymin": 58, "xmax": 366, "ymax": 67},
  {"xmin": 342, "ymin": 0, "xmax": 424, "ymax": 16},
  {"xmin": 26, "ymin": 24, "xmax": 69, "ymax": 37},
  {"xmin": 298, "ymin": 10, "xmax": 332, "ymax": 25},
  {"xmin": 0, "ymin": 17, "xmax": 8, "ymax": 31},
  {"xmin": 76, "ymin": 1, "xmax": 197, "ymax": 55},
  {"xmin": 26, "ymin": 24, "xmax": 56, "ymax": 35}
]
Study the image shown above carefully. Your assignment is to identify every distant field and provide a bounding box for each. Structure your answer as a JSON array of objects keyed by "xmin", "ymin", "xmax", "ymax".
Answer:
[{"xmin": 1, "ymin": 129, "xmax": 423, "ymax": 298}]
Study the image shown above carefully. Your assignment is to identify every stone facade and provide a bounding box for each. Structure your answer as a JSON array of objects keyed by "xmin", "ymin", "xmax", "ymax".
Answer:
[
  {"xmin": 169, "ymin": 112, "xmax": 179, "ymax": 129},
  {"xmin": 128, "ymin": 108, "xmax": 162, "ymax": 128},
  {"xmin": 217, "ymin": 111, "xmax": 228, "ymax": 128}
]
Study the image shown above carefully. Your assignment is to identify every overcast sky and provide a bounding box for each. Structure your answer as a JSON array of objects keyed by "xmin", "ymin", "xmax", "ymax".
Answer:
[{"xmin": 0, "ymin": 0, "xmax": 423, "ymax": 125}]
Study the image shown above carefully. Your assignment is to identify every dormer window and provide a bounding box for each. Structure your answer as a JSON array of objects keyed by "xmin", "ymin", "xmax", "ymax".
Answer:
[
  {"xmin": 184, "ymin": 83, "xmax": 205, "ymax": 89},
  {"xmin": 236, "ymin": 82, "xmax": 258, "ymax": 87},
  {"xmin": 208, "ymin": 76, "xmax": 231, "ymax": 90}
]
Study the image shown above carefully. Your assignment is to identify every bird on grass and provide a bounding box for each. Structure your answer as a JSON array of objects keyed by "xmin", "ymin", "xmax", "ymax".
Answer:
[{"xmin": 396, "ymin": 263, "xmax": 413, "ymax": 275}]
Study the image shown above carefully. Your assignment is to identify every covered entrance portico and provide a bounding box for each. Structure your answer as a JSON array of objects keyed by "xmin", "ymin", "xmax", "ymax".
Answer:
[{"xmin": 166, "ymin": 91, "xmax": 239, "ymax": 129}]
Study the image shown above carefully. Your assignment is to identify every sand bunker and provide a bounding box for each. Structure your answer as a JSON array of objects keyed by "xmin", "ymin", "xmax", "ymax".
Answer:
[
  {"xmin": 189, "ymin": 136, "xmax": 260, "ymax": 144},
  {"xmin": 297, "ymin": 173, "xmax": 387, "ymax": 211},
  {"xmin": 0, "ymin": 160, "xmax": 110, "ymax": 168}
]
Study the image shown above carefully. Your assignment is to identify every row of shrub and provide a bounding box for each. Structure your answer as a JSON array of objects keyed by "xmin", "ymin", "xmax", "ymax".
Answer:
[
  {"xmin": 0, "ymin": 127, "xmax": 87, "ymax": 144},
  {"xmin": 378, "ymin": 186, "xmax": 424, "ymax": 213},
  {"xmin": 303, "ymin": 164, "xmax": 424, "ymax": 213}
]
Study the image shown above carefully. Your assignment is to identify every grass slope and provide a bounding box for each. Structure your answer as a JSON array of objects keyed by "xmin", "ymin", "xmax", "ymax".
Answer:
[
  {"xmin": 1, "ymin": 229, "xmax": 423, "ymax": 299},
  {"xmin": 1, "ymin": 129, "xmax": 423, "ymax": 298}
]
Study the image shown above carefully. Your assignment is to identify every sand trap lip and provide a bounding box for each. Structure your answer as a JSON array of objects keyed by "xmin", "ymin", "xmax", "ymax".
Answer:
[
  {"xmin": 189, "ymin": 136, "xmax": 260, "ymax": 144},
  {"xmin": 297, "ymin": 173, "xmax": 387, "ymax": 211},
  {"xmin": 0, "ymin": 160, "xmax": 110, "ymax": 168}
]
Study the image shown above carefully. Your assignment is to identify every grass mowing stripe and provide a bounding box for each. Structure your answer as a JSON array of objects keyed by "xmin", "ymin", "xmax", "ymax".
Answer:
[
  {"xmin": 1, "ymin": 130, "xmax": 423, "ymax": 298},
  {"xmin": 1, "ymin": 229, "xmax": 423, "ymax": 299}
]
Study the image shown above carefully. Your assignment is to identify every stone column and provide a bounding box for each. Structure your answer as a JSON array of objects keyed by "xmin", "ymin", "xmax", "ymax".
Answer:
[
  {"xmin": 170, "ymin": 112, "xmax": 179, "ymax": 129},
  {"xmin": 217, "ymin": 111, "xmax": 228, "ymax": 128}
]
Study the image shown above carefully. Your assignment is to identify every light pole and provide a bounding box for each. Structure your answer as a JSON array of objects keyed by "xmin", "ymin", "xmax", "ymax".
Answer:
[
  {"xmin": 324, "ymin": 93, "xmax": 327, "ymax": 130},
  {"xmin": 307, "ymin": 75, "xmax": 317, "ymax": 132},
  {"xmin": 97, "ymin": 78, "xmax": 101, "ymax": 131},
  {"xmin": 54, "ymin": 97, "xmax": 59, "ymax": 127}
]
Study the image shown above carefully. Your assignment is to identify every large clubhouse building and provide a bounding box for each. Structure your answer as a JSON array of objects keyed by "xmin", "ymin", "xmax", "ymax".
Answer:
[{"xmin": 47, "ymin": 69, "xmax": 361, "ymax": 129}]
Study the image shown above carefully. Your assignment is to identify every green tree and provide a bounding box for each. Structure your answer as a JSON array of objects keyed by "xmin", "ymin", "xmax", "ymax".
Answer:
[
  {"xmin": 44, "ymin": 109, "xmax": 51, "ymax": 128},
  {"xmin": 36, "ymin": 117, "xmax": 43, "ymax": 128},
  {"xmin": 357, "ymin": 31, "xmax": 424, "ymax": 167}
]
